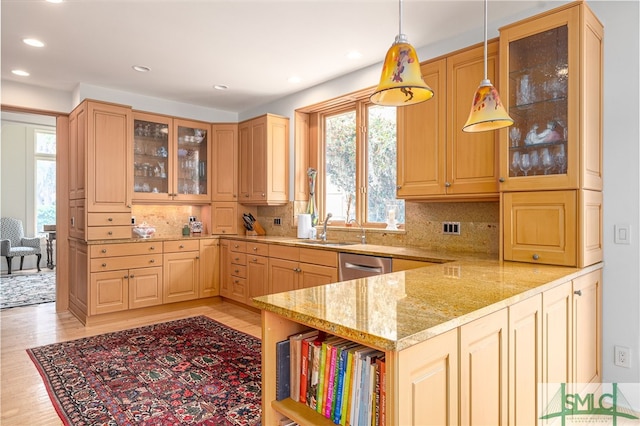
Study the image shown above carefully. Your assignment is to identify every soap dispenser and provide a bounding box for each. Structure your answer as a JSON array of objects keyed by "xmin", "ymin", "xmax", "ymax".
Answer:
[{"xmin": 182, "ymin": 224, "xmax": 190, "ymax": 236}]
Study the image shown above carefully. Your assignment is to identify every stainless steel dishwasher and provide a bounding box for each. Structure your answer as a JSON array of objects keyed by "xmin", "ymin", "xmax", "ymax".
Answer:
[{"xmin": 339, "ymin": 252, "xmax": 392, "ymax": 280}]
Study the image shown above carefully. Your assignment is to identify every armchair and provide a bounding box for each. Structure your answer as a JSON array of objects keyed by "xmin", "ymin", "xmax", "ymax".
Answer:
[{"xmin": 1, "ymin": 217, "xmax": 42, "ymax": 274}]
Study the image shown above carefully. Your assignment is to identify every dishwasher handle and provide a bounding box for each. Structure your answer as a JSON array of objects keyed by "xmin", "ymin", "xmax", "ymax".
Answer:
[{"xmin": 343, "ymin": 262, "xmax": 384, "ymax": 274}]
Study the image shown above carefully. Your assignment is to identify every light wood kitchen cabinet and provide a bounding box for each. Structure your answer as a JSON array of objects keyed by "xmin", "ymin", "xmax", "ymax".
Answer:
[
  {"xmin": 247, "ymin": 254, "xmax": 269, "ymax": 301},
  {"xmin": 502, "ymin": 189, "xmax": 602, "ymax": 267},
  {"xmin": 163, "ymin": 240, "xmax": 200, "ymax": 303},
  {"xmin": 88, "ymin": 241, "xmax": 163, "ymax": 315},
  {"xmin": 397, "ymin": 41, "xmax": 500, "ymax": 200},
  {"xmin": 228, "ymin": 240, "xmax": 248, "ymax": 303},
  {"xmin": 397, "ymin": 328, "xmax": 458, "ymax": 426},
  {"xmin": 498, "ymin": 2, "xmax": 603, "ymax": 192},
  {"xmin": 459, "ymin": 308, "xmax": 509, "ymax": 426},
  {"xmin": 199, "ymin": 238, "xmax": 219, "ymax": 298},
  {"xmin": 210, "ymin": 201, "xmax": 238, "ymax": 235},
  {"xmin": 68, "ymin": 239, "xmax": 88, "ymax": 315},
  {"xmin": 133, "ymin": 112, "xmax": 211, "ymax": 203},
  {"xmin": 268, "ymin": 245, "xmax": 337, "ymax": 293},
  {"xmin": 219, "ymin": 239, "xmax": 231, "ymax": 298},
  {"xmin": 508, "ymin": 293, "xmax": 542, "ymax": 425},
  {"xmin": 238, "ymin": 114, "xmax": 289, "ymax": 205},
  {"xmin": 572, "ymin": 269, "xmax": 602, "ymax": 386},
  {"xmin": 68, "ymin": 100, "xmax": 133, "ymax": 241},
  {"xmin": 211, "ymin": 123, "xmax": 238, "ymax": 201}
]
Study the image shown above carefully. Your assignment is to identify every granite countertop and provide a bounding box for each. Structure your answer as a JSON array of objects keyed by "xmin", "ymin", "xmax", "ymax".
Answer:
[{"xmin": 253, "ymin": 260, "xmax": 603, "ymax": 352}]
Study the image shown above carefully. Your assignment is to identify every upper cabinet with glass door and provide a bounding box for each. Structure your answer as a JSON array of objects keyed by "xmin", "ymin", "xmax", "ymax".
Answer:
[
  {"xmin": 133, "ymin": 112, "xmax": 211, "ymax": 203},
  {"xmin": 498, "ymin": 1, "xmax": 603, "ymax": 191}
]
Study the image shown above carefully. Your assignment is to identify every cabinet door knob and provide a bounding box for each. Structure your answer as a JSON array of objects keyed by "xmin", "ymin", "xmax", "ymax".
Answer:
[
  {"xmin": 261, "ymin": 193, "xmax": 265, "ymax": 197},
  {"xmin": 245, "ymin": 194, "xmax": 249, "ymax": 197},
  {"xmin": 101, "ymin": 249, "xmax": 107, "ymax": 253},
  {"xmin": 196, "ymin": 256, "xmax": 200, "ymax": 260},
  {"xmin": 532, "ymin": 253, "xmax": 540, "ymax": 260},
  {"xmin": 129, "ymin": 274, "xmax": 135, "ymax": 279},
  {"xmin": 252, "ymin": 257, "xmax": 257, "ymax": 262},
  {"xmin": 574, "ymin": 290, "xmax": 582, "ymax": 296},
  {"xmin": 445, "ymin": 182, "xmax": 451, "ymax": 188},
  {"xmin": 124, "ymin": 275, "xmax": 129, "ymax": 279},
  {"xmin": 396, "ymin": 185, "xmax": 402, "ymax": 190},
  {"xmin": 499, "ymin": 177, "xmax": 505, "ymax": 183}
]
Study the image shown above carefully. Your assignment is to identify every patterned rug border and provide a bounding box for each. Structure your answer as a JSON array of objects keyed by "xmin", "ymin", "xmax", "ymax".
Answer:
[
  {"xmin": 0, "ymin": 271, "xmax": 56, "ymax": 309},
  {"xmin": 27, "ymin": 315, "xmax": 262, "ymax": 426}
]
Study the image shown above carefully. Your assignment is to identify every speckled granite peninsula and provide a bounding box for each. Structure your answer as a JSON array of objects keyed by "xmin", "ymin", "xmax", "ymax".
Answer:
[
  {"xmin": 256, "ymin": 258, "xmax": 603, "ymax": 426},
  {"xmin": 253, "ymin": 259, "xmax": 601, "ymax": 351}
]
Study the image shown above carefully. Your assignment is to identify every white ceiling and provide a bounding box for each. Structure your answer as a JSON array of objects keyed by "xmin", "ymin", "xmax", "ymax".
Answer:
[{"xmin": 2, "ymin": 0, "xmax": 559, "ymax": 114}]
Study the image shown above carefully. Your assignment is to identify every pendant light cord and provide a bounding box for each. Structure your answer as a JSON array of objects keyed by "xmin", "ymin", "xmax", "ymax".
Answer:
[
  {"xmin": 399, "ymin": 0, "xmax": 403, "ymax": 36},
  {"xmin": 483, "ymin": 0, "xmax": 488, "ymax": 80}
]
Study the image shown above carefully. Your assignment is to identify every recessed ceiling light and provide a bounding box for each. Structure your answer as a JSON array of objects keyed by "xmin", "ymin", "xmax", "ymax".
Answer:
[
  {"xmin": 132, "ymin": 65, "xmax": 151, "ymax": 73},
  {"xmin": 12, "ymin": 69, "xmax": 30, "ymax": 77},
  {"xmin": 23, "ymin": 38, "xmax": 45, "ymax": 48},
  {"xmin": 213, "ymin": 84, "xmax": 228, "ymax": 91},
  {"xmin": 288, "ymin": 76, "xmax": 301, "ymax": 84},
  {"xmin": 346, "ymin": 51, "xmax": 362, "ymax": 60}
]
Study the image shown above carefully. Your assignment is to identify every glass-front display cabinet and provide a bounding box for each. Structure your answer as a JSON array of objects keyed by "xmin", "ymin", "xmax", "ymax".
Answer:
[
  {"xmin": 133, "ymin": 113, "xmax": 211, "ymax": 202},
  {"xmin": 498, "ymin": 3, "xmax": 603, "ymax": 192}
]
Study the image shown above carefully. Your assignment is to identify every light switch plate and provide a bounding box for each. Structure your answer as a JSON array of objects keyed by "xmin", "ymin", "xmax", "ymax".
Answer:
[{"xmin": 614, "ymin": 224, "xmax": 631, "ymax": 245}]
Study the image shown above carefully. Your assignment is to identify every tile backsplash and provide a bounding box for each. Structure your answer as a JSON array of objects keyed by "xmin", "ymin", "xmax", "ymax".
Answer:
[
  {"xmin": 131, "ymin": 205, "xmax": 205, "ymax": 237},
  {"xmin": 257, "ymin": 201, "xmax": 499, "ymax": 254}
]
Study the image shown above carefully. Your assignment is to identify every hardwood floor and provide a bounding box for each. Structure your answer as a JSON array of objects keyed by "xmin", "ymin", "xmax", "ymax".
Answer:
[{"xmin": 0, "ymin": 299, "xmax": 262, "ymax": 425}]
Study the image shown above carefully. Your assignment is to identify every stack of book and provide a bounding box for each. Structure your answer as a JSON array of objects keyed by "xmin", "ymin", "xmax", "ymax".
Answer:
[{"xmin": 276, "ymin": 331, "xmax": 387, "ymax": 426}]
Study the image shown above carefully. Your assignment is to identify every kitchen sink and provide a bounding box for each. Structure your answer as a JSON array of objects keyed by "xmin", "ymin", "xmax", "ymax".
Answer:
[{"xmin": 298, "ymin": 240, "xmax": 359, "ymax": 247}]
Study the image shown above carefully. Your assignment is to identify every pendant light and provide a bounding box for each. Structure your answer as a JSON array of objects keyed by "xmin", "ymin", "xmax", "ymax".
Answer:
[
  {"xmin": 462, "ymin": 0, "xmax": 513, "ymax": 132},
  {"xmin": 370, "ymin": 0, "xmax": 433, "ymax": 106}
]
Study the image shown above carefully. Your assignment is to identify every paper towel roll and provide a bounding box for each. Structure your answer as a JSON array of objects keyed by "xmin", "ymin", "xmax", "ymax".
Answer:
[{"xmin": 297, "ymin": 214, "xmax": 312, "ymax": 239}]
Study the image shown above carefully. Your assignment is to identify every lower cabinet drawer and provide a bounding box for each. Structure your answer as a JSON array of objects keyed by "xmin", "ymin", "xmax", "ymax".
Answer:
[
  {"xmin": 230, "ymin": 264, "xmax": 247, "ymax": 279},
  {"xmin": 90, "ymin": 254, "xmax": 162, "ymax": 272},
  {"xmin": 90, "ymin": 242, "xmax": 161, "ymax": 258},
  {"xmin": 87, "ymin": 226, "xmax": 132, "ymax": 240},
  {"xmin": 87, "ymin": 212, "xmax": 132, "ymax": 227},
  {"xmin": 163, "ymin": 239, "xmax": 200, "ymax": 253}
]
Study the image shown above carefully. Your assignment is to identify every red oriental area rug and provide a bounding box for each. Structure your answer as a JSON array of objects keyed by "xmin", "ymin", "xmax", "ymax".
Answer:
[{"xmin": 27, "ymin": 316, "xmax": 262, "ymax": 425}]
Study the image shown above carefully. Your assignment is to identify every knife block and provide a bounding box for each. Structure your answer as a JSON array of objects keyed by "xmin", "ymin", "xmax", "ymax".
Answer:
[{"xmin": 246, "ymin": 220, "xmax": 266, "ymax": 236}]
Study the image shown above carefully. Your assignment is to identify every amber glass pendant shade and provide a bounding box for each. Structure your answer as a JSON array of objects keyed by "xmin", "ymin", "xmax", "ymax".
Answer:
[
  {"xmin": 462, "ymin": 0, "xmax": 513, "ymax": 132},
  {"xmin": 370, "ymin": 39, "xmax": 434, "ymax": 106},
  {"xmin": 462, "ymin": 79, "xmax": 514, "ymax": 132}
]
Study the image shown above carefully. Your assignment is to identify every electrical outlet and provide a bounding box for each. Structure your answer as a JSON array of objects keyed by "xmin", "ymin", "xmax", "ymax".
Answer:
[
  {"xmin": 131, "ymin": 216, "xmax": 136, "ymax": 225},
  {"xmin": 614, "ymin": 345, "xmax": 631, "ymax": 368},
  {"xmin": 274, "ymin": 217, "xmax": 282, "ymax": 226},
  {"xmin": 442, "ymin": 221, "xmax": 461, "ymax": 235}
]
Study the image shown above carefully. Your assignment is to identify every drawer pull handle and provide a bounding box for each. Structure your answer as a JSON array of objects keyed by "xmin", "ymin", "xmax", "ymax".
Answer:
[
  {"xmin": 179, "ymin": 244, "xmax": 184, "ymax": 249},
  {"xmin": 532, "ymin": 254, "xmax": 540, "ymax": 260},
  {"xmin": 108, "ymin": 231, "xmax": 113, "ymax": 235},
  {"xmin": 574, "ymin": 290, "xmax": 582, "ymax": 296},
  {"xmin": 102, "ymin": 263, "xmax": 107, "ymax": 267},
  {"xmin": 234, "ymin": 257, "xmax": 240, "ymax": 261},
  {"xmin": 234, "ymin": 269, "xmax": 239, "ymax": 273},
  {"xmin": 253, "ymin": 247, "xmax": 258, "ymax": 251},
  {"xmin": 196, "ymin": 256, "xmax": 200, "ymax": 260},
  {"xmin": 222, "ymin": 230, "xmax": 226, "ymax": 233},
  {"xmin": 101, "ymin": 249, "xmax": 107, "ymax": 253},
  {"xmin": 150, "ymin": 259, "xmax": 155, "ymax": 263},
  {"xmin": 108, "ymin": 217, "xmax": 113, "ymax": 222},
  {"xmin": 150, "ymin": 246, "xmax": 155, "ymax": 250},
  {"xmin": 252, "ymin": 257, "xmax": 257, "ymax": 262}
]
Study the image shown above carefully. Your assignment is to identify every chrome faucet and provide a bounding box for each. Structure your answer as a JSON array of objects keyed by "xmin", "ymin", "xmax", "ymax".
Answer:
[
  {"xmin": 320, "ymin": 213, "xmax": 332, "ymax": 241},
  {"xmin": 349, "ymin": 219, "xmax": 366, "ymax": 244}
]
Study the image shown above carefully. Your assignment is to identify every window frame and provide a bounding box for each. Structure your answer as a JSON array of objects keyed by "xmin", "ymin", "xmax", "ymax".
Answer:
[{"xmin": 295, "ymin": 88, "xmax": 402, "ymax": 230}]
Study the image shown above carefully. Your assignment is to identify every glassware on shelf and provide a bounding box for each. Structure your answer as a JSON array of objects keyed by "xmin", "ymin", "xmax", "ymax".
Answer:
[
  {"xmin": 541, "ymin": 148, "xmax": 554, "ymax": 175},
  {"xmin": 530, "ymin": 150, "xmax": 540, "ymax": 174},
  {"xmin": 509, "ymin": 127, "xmax": 521, "ymax": 147},
  {"xmin": 519, "ymin": 153, "xmax": 532, "ymax": 176},
  {"xmin": 510, "ymin": 151, "xmax": 521, "ymax": 177},
  {"xmin": 385, "ymin": 203, "xmax": 398, "ymax": 230}
]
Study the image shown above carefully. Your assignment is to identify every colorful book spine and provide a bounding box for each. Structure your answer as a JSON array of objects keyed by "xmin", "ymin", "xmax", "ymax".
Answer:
[
  {"xmin": 308, "ymin": 341, "xmax": 322, "ymax": 410},
  {"xmin": 317, "ymin": 339, "xmax": 330, "ymax": 414},
  {"xmin": 341, "ymin": 348, "xmax": 355, "ymax": 426},
  {"xmin": 275, "ymin": 339, "xmax": 291, "ymax": 401},
  {"xmin": 332, "ymin": 345, "xmax": 348, "ymax": 424},
  {"xmin": 378, "ymin": 357, "xmax": 386, "ymax": 426},
  {"xmin": 324, "ymin": 344, "xmax": 339, "ymax": 418}
]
